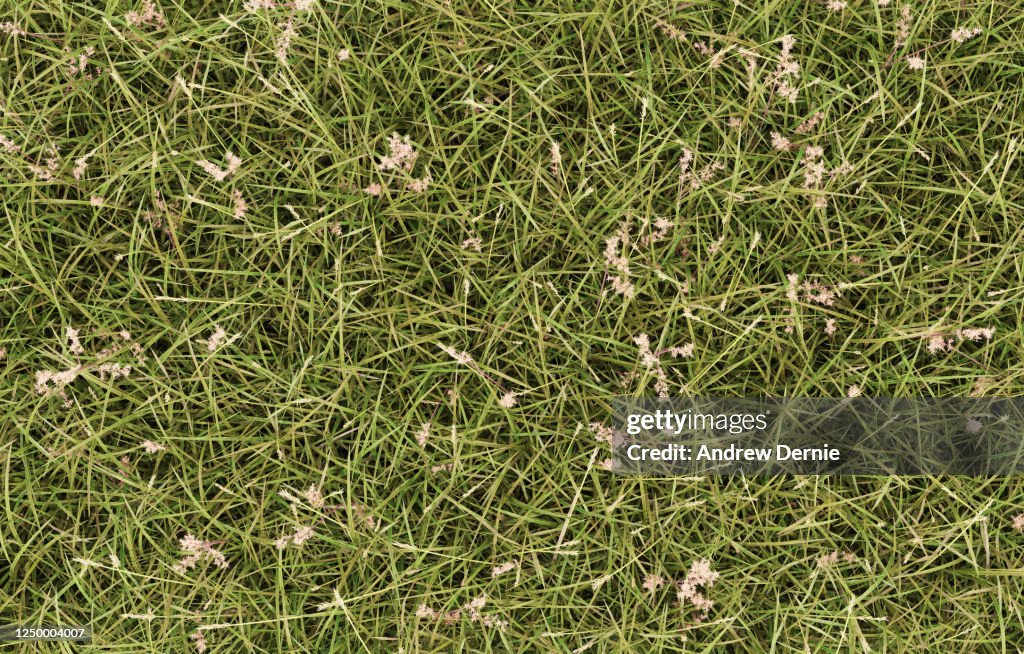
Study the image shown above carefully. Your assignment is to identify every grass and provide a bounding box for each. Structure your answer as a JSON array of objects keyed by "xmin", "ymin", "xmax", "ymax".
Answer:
[{"xmin": 2, "ymin": 0, "xmax": 1024, "ymax": 651}]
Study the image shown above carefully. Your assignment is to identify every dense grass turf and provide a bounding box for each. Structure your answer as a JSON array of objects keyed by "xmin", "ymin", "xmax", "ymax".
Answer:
[{"xmin": 2, "ymin": 0, "xmax": 1024, "ymax": 651}]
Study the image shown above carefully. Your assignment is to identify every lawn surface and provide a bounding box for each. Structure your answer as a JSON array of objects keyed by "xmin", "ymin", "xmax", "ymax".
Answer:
[{"xmin": 2, "ymin": 0, "xmax": 1024, "ymax": 651}]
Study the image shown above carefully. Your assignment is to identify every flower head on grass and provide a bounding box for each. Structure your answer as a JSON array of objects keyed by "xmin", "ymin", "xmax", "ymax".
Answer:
[
  {"xmin": 906, "ymin": 55, "xmax": 925, "ymax": 70},
  {"xmin": 232, "ymin": 190, "xmax": 247, "ymax": 220},
  {"xmin": 197, "ymin": 151, "xmax": 241, "ymax": 181},
  {"xmin": 405, "ymin": 175, "xmax": 432, "ymax": 193},
  {"xmin": 738, "ymin": 48, "xmax": 758, "ymax": 87},
  {"xmin": 125, "ymin": 1, "xmax": 165, "ymax": 29},
  {"xmin": 686, "ymin": 559, "xmax": 719, "ymax": 586},
  {"xmin": 678, "ymin": 148, "xmax": 723, "ymax": 194},
  {"xmin": 925, "ymin": 326, "xmax": 995, "ymax": 354},
  {"xmin": 498, "ymin": 391, "xmax": 519, "ymax": 408},
  {"xmin": 817, "ymin": 550, "xmax": 840, "ymax": 568},
  {"xmin": 966, "ymin": 376, "xmax": 991, "ymax": 397},
  {"xmin": 784, "ymin": 274, "xmax": 800, "ymax": 331},
  {"xmin": 276, "ymin": 18, "xmax": 298, "ymax": 62},
  {"xmin": 895, "ymin": 5, "xmax": 912, "ymax": 48},
  {"xmin": 802, "ymin": 145, "xmax": 826, "ymax": 189},
  {"xmin": 654, "ymin": 18, "xmax": 688, "ymax": 44},
  {"xmin": 589, "ymin": 422, "xmax": 614, "ymax": 445},
  {"xmin": 678, "ymin": 148, "xmax": 693, "ymax": 185},
  {"xmin": 634, "ymin": 334, "xmax": 658, "ymax": 368},
  {"xmin": 1012, "ymin": 513, "xmax": 1024, "ymax": 532},
  {"xmin": 373, "ymin": 133, "xmax": 431, "ymax": 193},
  {"xmin": 795, "ymin": 111, "xmax": 823, "ymax": 134},
  {"xmin": 817, "ymin": 550, "xmax": 857, "ymax": 569},
  {"xmin": 415, "ymin": 422, "xmax": 430, "ymax": 446},
  {"xmin": 770, "ymin": 132, "xmax": 792, "ymax": 151},
  {"xmin": 676, "ymin": 559, "xmax": 719, "ymax": 613},
  {"xmin": 34, "ymin": 367, "xmax": 80, "ymax": 398},
  {"xmin": 291, "ymin": 525, "xmax": 315, "ymax": 546},
  {"xmin": 804, "ymin": 280, "xmax": 837, "ymax": 306},
  {"xmin": 201, "ymin": 326, "xmax": 226, "ymax": 351},
  {"xmin": 773, "ymin": 35, "xmax": 800, "ymax": 103},
  {"xmin": 787, "ymin": 273, "xmax": 838, "ymax": 306},
  {"xmin": 1, "ymin": 21, "xmax": 27, "ymax": 37},
  {"xmin": 492, "ymin": 560, "xmax": 519, "ymax": 577},
  {"xmin": 439, "ymin": 344, "xmax": 473, "ymax": 365},
  {"xmin": 0, "ymin": 133, "xmax": 19, "ymax": 153},
  {"xmin": 416, "ymin": 594, "xmax": 507, "ymax": 630},
  {"xmin": 141, "ymin": 440, "xmax": 167, "ymax": 453},
  {"xmin": 72, "ymin": 150, "xmax": 95, "ymax": 180},
  {"xmin": 604, "ymin": 219, "xmax": 635, "ymax": 298},
  {"xmin": 122, "ymin": 612, "xmax": 157, "ymax": 620},
  {"xmin": 958, "ymin": 326, "xmax": 996, "ymax": 342},
  {"xmin": 67, "ymin": 327, "xmax": 85, "ymax": 355},
  {"xmin": 638, "ymin": 216, "xmax": 674, "ymax": 247},
  {"xmin": 302, "ymin": 484, "xmax": 324, "ymax": 508},
  {"xmin": 317, "ymin": 589, "xmax": 346, "ymax": 612},
  {"xmin": 643, "ymin": 574, "xmax": 665, "ymax": 592},
  {"xmin": 28, "ymin": 145, "xmax": 60, "ymax": 181},
  {"xmin": 97, "ymin": 362, "xmax": 132, "ymax": 381},
  {"xmin": 379, "ymin": 133, "xmax": 417, "ymax": 172},
  {"xmin": 634, "ymin": 333, "xmax": 680, "ymax": 398},
  {"xmin": 190, "ymin": 630, "xmax": 207, "ymax": 653},
  {"xmin": 927, "ymin": 332, "xmax": 951, "ymax": 354},
  {"xmin": 951, "ymin": 26, "xmax": 982, "ymax": 43},
  {"xmin": 172, "ymin": 534, "xmax": 228, "ymax": 573},
  {"xmin": 798, "ymin": 145, "xmax": 831, "ymax": 209},
  {"xmin": 668, "ymin": 343, "xmax": 695, "ymax": 359},
  {"xmin": 696, "ymin": 166, "xmax": 722, "ymax": 192}
]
